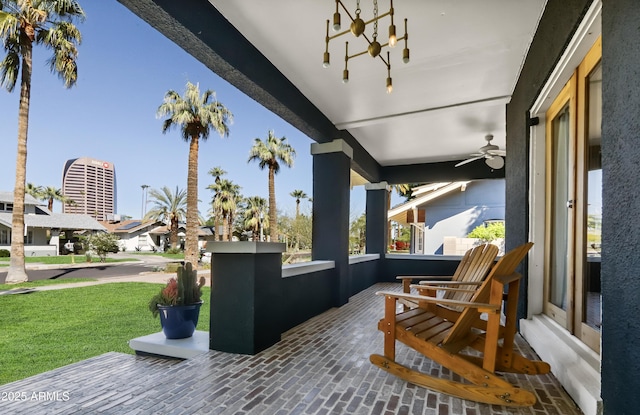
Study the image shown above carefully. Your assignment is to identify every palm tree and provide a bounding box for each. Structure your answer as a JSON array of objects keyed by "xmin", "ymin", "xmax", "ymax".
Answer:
[
  {"xmin": 208, "ymin": 166, "xmax": 226, "ymax": 184},
  {"xmin": 243, "ymin": 196, "xmax": 268, "ymax": 241},
  {"xmin": 145, "ymin": 186, "xmax": 187, "ymax": 250},
  {"xmin": 248, "ymin": 130, "xmax": 296, "ymax": 242},
  {"xmin": 206, "ymin": 166, "xmax": 227, "ymax": 236},
  {"xmin": 41, "ymin": 186, "xmax": 70, "ymax": 212},
  {"xmin": 290, "ymin": 189, "xmax": 308, "ymax": 217},
  {"xmin": 157, "ymin": 81, "xmax": 233, "ymax": 266},
  {"xmin": 0, "ymin": 1, "xmax": 84, "ymax": 283},
  {"xmin": 25, "ymin": 182, "xmax": 43, "ymax": 199},
  {"xmin": 210, "ymin": 179, "xmax": 241, "ymax": 241}
]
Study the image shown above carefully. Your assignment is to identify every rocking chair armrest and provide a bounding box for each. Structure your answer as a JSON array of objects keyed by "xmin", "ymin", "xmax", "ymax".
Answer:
[
  {"xmin": 410, "ymin": 284, "xmax": 476, "ymax": 293},
  {"xmin": 375, "ymin": 291, "xmax": 500, "ymax": 313},
  {"xmin": 417, "ymin": 280, "xmax": 484, "ymax": 286},
  {"xmin": 396, "ymin": 275, "xmax": 453, "ymax": 281}
]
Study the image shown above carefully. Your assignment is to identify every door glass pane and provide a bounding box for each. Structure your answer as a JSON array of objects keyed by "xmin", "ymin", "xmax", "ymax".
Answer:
[
  {"xmin": 550, "ymin": 105, "xmax": 570, "ymax": 309},
  {"xmin": 584, "ymin": 62, "xmax": 602, "ymax": 331}
]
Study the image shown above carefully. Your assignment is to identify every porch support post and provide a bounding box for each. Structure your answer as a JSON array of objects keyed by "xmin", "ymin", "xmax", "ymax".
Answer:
[
  {"xmin": 364, "ymin": 182, "xmax": 389, "ymax": 256},
  {"xmin": 311, "ymin": 139, "xmax": 352, "ymax": 306},
  {"xmin": 208, "ymin": 241, "xmax": 285, "ymax": 354},
  {"xmin": 601, "ymin": 1, "xmax": 640, "ymax": 412}
]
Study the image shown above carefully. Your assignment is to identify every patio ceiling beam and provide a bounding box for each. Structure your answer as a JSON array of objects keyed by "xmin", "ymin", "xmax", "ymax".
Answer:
[{"xmin": 117, "ymin": 0, "xmax": 382, "ymax": 182}]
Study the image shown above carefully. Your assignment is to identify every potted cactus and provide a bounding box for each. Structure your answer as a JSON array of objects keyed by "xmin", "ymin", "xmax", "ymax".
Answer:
[{"xmin": 149, "ymin": 262, "xmax": 206, "ymax": 339}]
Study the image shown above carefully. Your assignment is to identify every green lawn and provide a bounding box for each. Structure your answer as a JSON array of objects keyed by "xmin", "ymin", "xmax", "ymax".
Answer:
[
  {"xmin": 0, "ymin": 283, "xmax": 210, "ymax": 385},
  {"xmin": 0, "ymin": 255, "xmax": 138, "ymax": 267}
]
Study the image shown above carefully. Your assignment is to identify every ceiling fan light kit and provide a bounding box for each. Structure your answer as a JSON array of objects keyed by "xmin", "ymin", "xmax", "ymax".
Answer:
[
  {"xmin": 455, "ymin": 134, "xmax": 506, "ymax": 169},
  {"xmin": 324, "ymin": 0, "xmax": 409, "ymax": 92}
]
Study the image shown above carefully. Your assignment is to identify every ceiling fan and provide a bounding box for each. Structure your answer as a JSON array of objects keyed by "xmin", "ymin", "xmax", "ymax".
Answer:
[{"xmin": 455, "ymin": 134, "xmax": 506, "ymax": 169}]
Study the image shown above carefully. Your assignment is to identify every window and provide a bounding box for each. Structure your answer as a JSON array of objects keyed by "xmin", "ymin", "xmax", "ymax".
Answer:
[
  {"xmin": 24, "ymin": 231, "xmax": 33, "ymax": 245},
  {"xmin": 0, "ymin": 229, "xmax": 9, "ymax": 244}
]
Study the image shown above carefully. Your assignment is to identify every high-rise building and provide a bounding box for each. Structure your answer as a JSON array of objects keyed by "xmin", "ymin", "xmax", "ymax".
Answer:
[{"xmin": 62, "ymin": 157, "xmax": 117, "ymax": 220}]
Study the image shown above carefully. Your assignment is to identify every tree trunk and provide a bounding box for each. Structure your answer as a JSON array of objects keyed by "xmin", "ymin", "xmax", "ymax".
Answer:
[
  {"xmin": 296, "ymin": 200, "xmax": 300, "ymax": 217},
  {"xmin": 185, "ymin": 136, "xmax": 200, "ymax": 267},
  {"xmin": 227, "ymin": 213, "xmax": 234, "ymax": 241},
  {"xmin": 48, "ymin": 197, "xmax": 53, "ymax": 212},
  {"xmin": 7, "ymin": 39, "xmax": 33, "ymax": 284},
  {"xmin": 268, "ymin": 166, "xmax": 277, "ymax": 242},
  {"xmin": 170, "ymin": 216, "xmax": 179, "ymax": 249},
  {"xmin": 221, "ymin": 213, "xmax": 228, "ymax": 242}
]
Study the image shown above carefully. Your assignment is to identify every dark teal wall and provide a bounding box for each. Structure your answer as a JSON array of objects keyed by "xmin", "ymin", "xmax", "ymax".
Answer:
[
  {"xmin": 601, "ymin": 1, "xmax": 640, "ymax": 412},
  {"xmin": 506, "ymin": 0, "xmax": 592, "ymax": 319}
]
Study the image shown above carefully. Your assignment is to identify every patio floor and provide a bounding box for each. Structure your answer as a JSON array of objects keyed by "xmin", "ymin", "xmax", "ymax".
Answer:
[{"xmin": 0, "ymin": 283, "xmax": 582, "ymax": 414}]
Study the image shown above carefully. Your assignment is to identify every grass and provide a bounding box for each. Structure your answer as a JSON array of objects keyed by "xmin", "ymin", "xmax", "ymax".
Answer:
[
  {"xmin": 0, "ymin": 255, "xmax": 138, "ymax": 266},
  {"xmin": 0, "ymin": 283, "xmax": 210, "ymax": 385}
]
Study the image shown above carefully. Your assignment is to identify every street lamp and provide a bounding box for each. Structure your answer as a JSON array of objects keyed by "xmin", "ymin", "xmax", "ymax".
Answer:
[{"xmin": 141, "ymin": 184, "xmax": 150, "ymax": 219}]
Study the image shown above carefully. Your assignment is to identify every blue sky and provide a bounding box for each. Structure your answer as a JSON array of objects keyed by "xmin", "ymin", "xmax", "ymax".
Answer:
[{"xmin": 0, "ymin": 1, "xmax": 367, "ymax": 220}]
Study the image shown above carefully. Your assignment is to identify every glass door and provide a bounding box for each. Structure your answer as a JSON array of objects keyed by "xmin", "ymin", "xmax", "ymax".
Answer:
[
  {"xmin": 575, "ymin": 38, "xmax": 602, "ymax": 352},
  {"xmin": 544, "ymin": 77, "xmax": 576, "ymax": 329},
  {"xmin": 544, "ymin": 37, "xmax": 601, "ymax": 353}
]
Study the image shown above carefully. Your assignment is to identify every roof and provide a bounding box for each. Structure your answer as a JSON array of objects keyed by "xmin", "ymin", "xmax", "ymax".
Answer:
[
  {"xmin": 0, "ymin": 191, "xmax": 42, "ymax": 206},
  {"xmin": 0, "ymin": 212, "xmax": 107, "ymax": 231},
  {"xmin": 98, "ymin": 220, "xmax": 162, "ymax": 234},
  {"xmin": 388, "ymin": 182, "xmax": 471, "ymax": 225}
]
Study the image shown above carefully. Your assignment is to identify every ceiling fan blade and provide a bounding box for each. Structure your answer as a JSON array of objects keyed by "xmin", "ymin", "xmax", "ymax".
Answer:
[
  {"xmin": 487, "ymin": 149, "xmax": 506, "ymax": 156},
  {"xmin": 455, "ymin": 155, "xmax": 484, "ymax": 167}
]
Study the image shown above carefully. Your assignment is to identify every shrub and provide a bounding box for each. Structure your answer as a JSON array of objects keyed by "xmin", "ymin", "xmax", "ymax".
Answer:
[
  {"xmin": 0, "ymin": 249, "xmax": 10, "ymax": 257},
  {"xmin": 79, "ymin": 233, "xmax": 121, "ymax": 262},
  {"xmin": 166, "ymin": 247, "xmax": 182, "ymax": 255},
  {"xmin": 467, "ymin": 222, "xmax": 505, "ymax": 242}
]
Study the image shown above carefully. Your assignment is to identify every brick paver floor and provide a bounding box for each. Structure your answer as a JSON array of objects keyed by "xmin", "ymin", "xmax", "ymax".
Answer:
[{"xmin": 0, "ymin": 283, "xmax": 582, "ymax": 414}]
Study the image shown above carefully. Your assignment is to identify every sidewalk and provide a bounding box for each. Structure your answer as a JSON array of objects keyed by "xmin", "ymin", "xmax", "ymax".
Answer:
[{"xmin": 0, "ymin": 254, "xmax": 210, "ymax": 295}]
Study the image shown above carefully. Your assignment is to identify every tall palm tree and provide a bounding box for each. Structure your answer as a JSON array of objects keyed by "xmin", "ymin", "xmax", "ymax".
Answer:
[
  {"xmin": 290, "ymin": 189, "xmax": 308, "ymax": 217},
  {"xmin": 0, "ymin": 1, "xmax": 84, "ymax": 283},
  {"xmin": 210, "ymin": 179, "xmax": 241, "ymax": 241},
  {"xmin": 243, "ymin": 196, "xmax": 268, "ymax": 241},
  {"xmin": 41, "ymin": 186, "xmax": 70, "ymax": 212},
  {"xmin": 157, "ymin": 81, "xmax": 232, "ymax": 266},
  {"xmin": 208, "ymin": 166, "xmax": 226, "ymax": 184},
  {"xmin": 25, "ymin": 182, "xmax": 43, "ymax": 199},
  {"xmin": 206, "ymin": 166, "xmax": 227, "ymax": 236},
  {"xmin": 248, "ymin": 130, "xmax": 296, "ymax": 242},
  {"xmin": 144, "ymin": 186, "xmax": 187, "ymax": 250}
]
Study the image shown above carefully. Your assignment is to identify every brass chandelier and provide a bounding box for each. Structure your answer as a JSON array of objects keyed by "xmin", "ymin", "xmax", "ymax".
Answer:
[{"xmin": 323, "ymin": 0, "xmax": 409, "ymax": 93}]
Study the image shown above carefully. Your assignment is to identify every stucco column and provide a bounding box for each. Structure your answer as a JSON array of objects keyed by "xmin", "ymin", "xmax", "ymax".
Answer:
[
  {"xmin": 311, "ymin": 139, "xmax": 352, "ymax": 306},
  {"xmin": 365, "ymin": 182, "xmax": 389, "ymax": 256},
  {"xmin": 208, "ymin": 241, "xmax": 285, "ymax": 354},
  {"xmin": 601, "ymin": 1, "xmax": 640, "ymax": 412}
]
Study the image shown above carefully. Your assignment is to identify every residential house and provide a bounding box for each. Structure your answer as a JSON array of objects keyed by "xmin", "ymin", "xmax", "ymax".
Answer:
[
  {"xmin": 0, "ymin": 191, "xmax": 106, "ymax": 256},
  {"xmin": 388, "ymin": 180, "xmax": 505, "ymax": 255},
  {"xmin": 98, "ymin": 219, "xmax": 165, "ymax": 252},
  {"xmin": 118, "ymin": 1, "xmax": 634, "ymax": 413}
]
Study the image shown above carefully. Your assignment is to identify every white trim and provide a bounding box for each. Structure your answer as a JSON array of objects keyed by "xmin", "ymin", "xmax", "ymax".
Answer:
[
  {"xmin": 207, "ymin": 241, "xmax": 286, "ymax": 254},
  {"xmin": 348, "ymin": 254, "xmax": 380, "ymax": 264},
  {"xmin": 310, "ymin": 139, "xmax": 353, "ymax": 159},
  {"xmin": 530, "ymin": 0, "xmax": 602, "ymax": 116},
  {"xmin": 282, "ymin": 260, "xmax": 335, "ymax": 278},
  {"xmin": 364, "ymin": 182, "xmax": 389, "ymax": 191},
  {"xmin": 521, "ymin": 315, "xmax": 602, "ymax": 415}
]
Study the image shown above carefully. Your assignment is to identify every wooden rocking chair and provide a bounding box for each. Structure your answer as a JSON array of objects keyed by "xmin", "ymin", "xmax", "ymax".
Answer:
[
  {"xmin": 396, "ymin": 243, "xmax": 499, "ymax": 310},
  {"xmin": 371, "ymin": 242, "xmax": 550, "ymax": 407}
]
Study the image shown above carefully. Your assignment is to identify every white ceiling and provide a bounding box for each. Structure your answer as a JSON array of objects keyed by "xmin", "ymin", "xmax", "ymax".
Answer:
[{"xmin": 211, "ymin": 0, "xmax": 547, "ymax": 167}]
